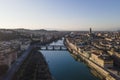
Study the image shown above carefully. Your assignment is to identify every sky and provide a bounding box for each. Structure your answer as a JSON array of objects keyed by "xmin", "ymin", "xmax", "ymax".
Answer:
[{"xmin": 0, "ymin": 0, "xmax": 120, "ymax": 31}]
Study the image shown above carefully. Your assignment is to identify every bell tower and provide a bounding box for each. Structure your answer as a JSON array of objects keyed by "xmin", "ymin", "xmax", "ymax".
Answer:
[{"xmin": 90, "ymin": 28, "xmax": 92, "ymax": 34}]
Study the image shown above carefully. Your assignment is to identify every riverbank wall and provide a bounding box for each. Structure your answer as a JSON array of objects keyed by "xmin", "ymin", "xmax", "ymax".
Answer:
[{"xmin": 64, "ymin": 38, "xmax": 116, "ymax": 80}]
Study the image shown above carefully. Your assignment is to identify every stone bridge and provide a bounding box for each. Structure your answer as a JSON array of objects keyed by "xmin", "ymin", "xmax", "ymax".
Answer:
[{"xmin": 35, "ymin": 45, "xmax": 67, "ymax": 51}]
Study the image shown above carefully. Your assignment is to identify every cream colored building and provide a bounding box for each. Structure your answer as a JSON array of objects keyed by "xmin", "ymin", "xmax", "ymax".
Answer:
[{"xmin": 90, "ymin": 52, "xmax": 113, "ymax": 68}]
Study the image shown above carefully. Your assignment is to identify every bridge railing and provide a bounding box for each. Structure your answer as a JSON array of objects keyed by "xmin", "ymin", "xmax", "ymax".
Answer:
[{"xmin": 35, "ymin": 45, "xmax": 67, "ymax": 51}]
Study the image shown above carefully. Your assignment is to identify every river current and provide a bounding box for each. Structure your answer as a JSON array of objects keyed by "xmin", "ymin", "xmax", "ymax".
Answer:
[{"xmin": 40, "ymin": 39, "xmax": 99, "ymax": 80}]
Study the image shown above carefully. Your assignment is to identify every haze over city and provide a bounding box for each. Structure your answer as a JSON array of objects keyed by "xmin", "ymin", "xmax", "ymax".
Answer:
[{"xmin": 0, "ymin": 0, "xmax": 120, "ymax": 31}]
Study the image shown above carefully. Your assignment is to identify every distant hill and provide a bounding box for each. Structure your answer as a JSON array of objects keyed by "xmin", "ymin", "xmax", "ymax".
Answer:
[
  {"xmin": 0, "ymin": 28, "xmax": 59, "ymax": 32},
  {"xmin": 34, "ymin": 29, "xmax": 47, "ymax": 32}
]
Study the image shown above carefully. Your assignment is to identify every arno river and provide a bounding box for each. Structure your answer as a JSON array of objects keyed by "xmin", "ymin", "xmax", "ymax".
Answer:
[{"xmin": 40, "ymin": 39, "xmax": 99, "ymax": 80}]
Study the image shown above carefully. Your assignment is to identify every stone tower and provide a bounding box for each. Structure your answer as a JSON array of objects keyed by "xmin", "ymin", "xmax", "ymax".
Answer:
[{"xmin": 90, "ymin": 28, "xmax": 92, "ymax": 34}]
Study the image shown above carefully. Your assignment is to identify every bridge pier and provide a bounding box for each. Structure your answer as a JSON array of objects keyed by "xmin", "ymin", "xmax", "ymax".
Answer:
[
  {"xmin": 46, "ymin": 46, "xmax": 48, "ymax": 50},
  {"xmin": 37, "ymin": 45, "xmax": 67, "ymax": 51},
  {"xmin": 53, "ymin": 46, "xmax": 55, "ymax": 50},
  {"xmin": 60, "ymin": 46, "xmax": 62, "ymax": 50}
]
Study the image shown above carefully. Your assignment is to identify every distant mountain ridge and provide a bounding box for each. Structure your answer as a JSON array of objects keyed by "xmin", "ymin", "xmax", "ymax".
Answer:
[{"xmin": 0, "ymin": 28, "xmax": 59, "ymax": 34}]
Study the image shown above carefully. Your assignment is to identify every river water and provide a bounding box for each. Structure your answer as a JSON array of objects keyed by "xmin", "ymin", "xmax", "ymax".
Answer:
[{"xmin": 40, "ymin": 39, "xmax": 99, "ymax": 80}]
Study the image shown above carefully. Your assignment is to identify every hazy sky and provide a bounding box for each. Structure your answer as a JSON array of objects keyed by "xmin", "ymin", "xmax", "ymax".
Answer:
[{"xmin": 0, "ymin": 0, "xmax": 120, "ymax": 31}]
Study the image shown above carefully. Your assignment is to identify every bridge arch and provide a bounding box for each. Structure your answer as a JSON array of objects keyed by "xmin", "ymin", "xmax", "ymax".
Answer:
[{"xmin": 36, "ymin": 45, "xmax": 67, "ymax": 51}]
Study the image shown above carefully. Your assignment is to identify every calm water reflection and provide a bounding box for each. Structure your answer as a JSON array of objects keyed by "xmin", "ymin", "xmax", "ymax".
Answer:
[
  {"xmin": 40, "ymin": 39, "xmax": 99, "ymax": 80},
  {"xmin": 40, "ymin": 51, "xmax": 99, "ymax": 80}
]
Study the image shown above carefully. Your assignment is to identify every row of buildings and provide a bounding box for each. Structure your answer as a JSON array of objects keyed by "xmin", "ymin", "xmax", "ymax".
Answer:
[
  {"xmin": 0, "ymin": 39, "xmax": 30, "ymax": 67},
  {"xmin": 0, "ymin": 29, "xmax": 66, "ymax": 75},
  {"xmin": 65, "ymin": 28, "xmax": 120, "ymax": 80}
]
